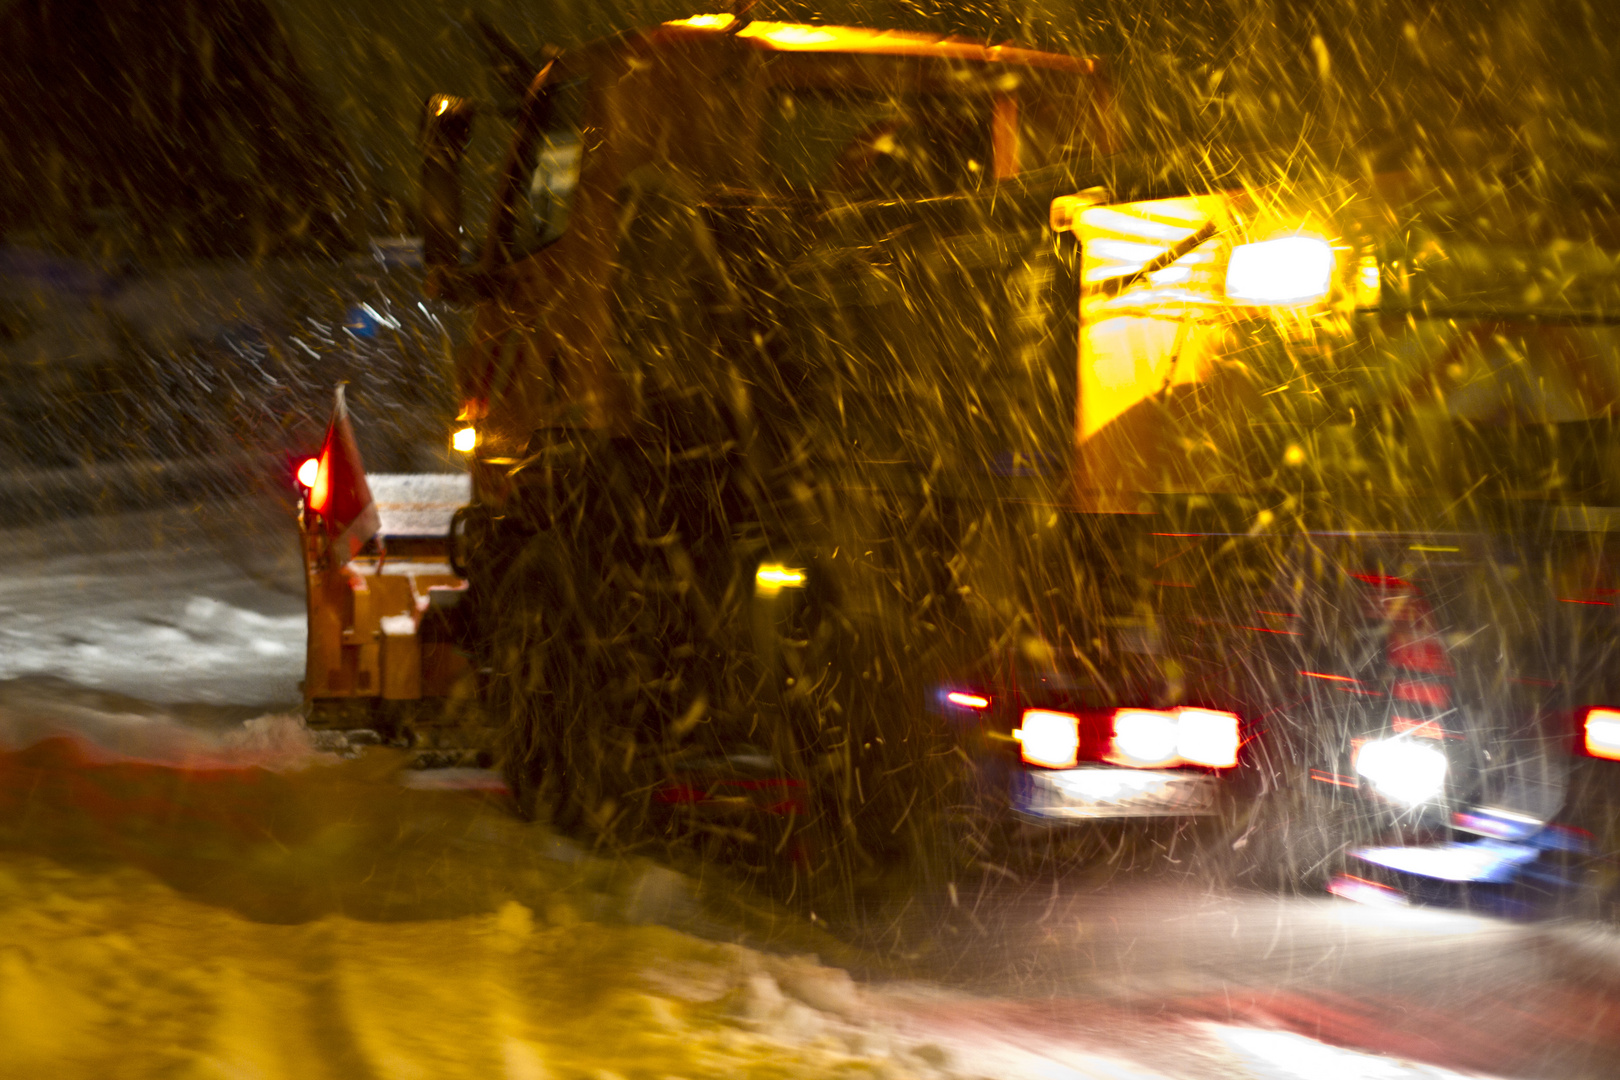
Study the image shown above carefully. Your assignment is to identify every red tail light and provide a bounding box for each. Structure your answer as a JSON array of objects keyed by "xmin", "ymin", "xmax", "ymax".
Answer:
[
  {"xmin": 1104, "ymin": 707, "xmax": 1241, "ymax": 770},
  {"xmin": 1110, "ymin": 708, "xmax": 1180, "ymax": 767},
  {"xmin": 1388, "ymin": 632, "xmax": 1453, "ymax": 675},
  {"xmin": 1176, "ymin": 707, "xmax": 1241, "ymax": 768},
  {"xmin": 1392, "ymin": 716, "xmax": 1448, "ymax": 740},
  {"xmin": 1584, "ymin": 708, "xmax": 1620, "ymax": 761},
  {"xmin": 1393, "ymin": 679, "xmax": 1450, "ymax": 707},
  {"xmin": 296, "ymin": 456, "xmax": 320, "ymax": 490},
  {"xmin": 1014, "ymin": 710, "xmax": 1081, "ymax": 769}
]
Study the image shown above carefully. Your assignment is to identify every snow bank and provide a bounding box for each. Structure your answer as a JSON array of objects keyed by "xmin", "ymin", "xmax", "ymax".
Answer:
[
  {"xmin": 0, "ymin": 676, "xmax": 322, "ymax": 771},
  {"xmin": 0, "ymin": 592, "xmax": 304, "ymax": 706},
  {"xmin": 0, "ymin": 845, "xmax": 1503, "ymax": 1080},
  {"xmin": 0, "ymin": 850, "xmax": 1038, "ymax": 1080},
  {"xmin": 0, "ymin": 689, "xmax": 1509, "ymax": 1080}
]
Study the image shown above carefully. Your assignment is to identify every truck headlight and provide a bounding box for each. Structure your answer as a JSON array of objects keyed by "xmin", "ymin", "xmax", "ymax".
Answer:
[
  {"xmin": 1225, "ymin": 236, "xmax": 1334, "ymax": 305},
  {"xmin": 1354, "ymin": 737, "xmax": 1448, "ymax": 805}
]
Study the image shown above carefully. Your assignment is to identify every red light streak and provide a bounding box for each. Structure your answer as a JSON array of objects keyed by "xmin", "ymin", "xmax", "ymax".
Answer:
[
  {"xmin": 1352, "ymin": 573, "xmax": 1412, "ymax": 589},
  {"xmin": 1394, "ymin": 680, "xmax": 1450, "ymax": 707},
  {"xmin": 1300, "ymin": 670, "xmax": 1358, "ymax": 683},
  {"xmin": 1560, "ymin": 597, "xmax": 1613, "ymax": 606},
  {"xmin": 1392, "ymin": 717, "xmax": 1453, "ymax": 740}
]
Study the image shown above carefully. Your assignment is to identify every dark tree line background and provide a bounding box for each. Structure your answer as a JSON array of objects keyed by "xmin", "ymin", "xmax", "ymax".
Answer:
[{"xmin": 0, "ymin": 0, "xmax": 1616, "ymax": 264}]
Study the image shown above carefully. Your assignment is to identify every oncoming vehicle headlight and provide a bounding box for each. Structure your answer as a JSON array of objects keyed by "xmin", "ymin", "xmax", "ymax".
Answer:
[
  {"xmin": 1354, "ymin": 737, "xmax": 1448, "ymax": 805},
  {"xmin": 1225, "ymin": 236, "xmax": 1335, "ymax": 305}
]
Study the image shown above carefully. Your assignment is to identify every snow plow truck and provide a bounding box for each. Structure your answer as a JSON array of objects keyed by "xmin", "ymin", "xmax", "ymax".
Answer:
[{"xmin": 294, "ymin": 11, "xmax": 1620, "ymax": 907}]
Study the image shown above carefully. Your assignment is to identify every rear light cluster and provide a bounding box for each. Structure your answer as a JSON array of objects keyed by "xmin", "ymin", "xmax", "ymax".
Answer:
[
  {"xmin": 1583, "ymin": 708, "xmax": 1620, "ymax": 761},
  {"xmin": 1013, "ymin": 707, "xmax": 1241, "ymax": 771}
]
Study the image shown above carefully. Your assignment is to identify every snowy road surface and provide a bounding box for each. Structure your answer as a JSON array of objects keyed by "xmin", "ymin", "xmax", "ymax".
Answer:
[{"xmin": 0, "ymin": 501, "xmax": 1616, "ymax": 1078}]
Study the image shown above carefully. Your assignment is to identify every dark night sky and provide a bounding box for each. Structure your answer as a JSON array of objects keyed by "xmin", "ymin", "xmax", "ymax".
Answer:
[{"xmin": 0, "ymin": 0, "xmax": 1614, "ymax": 259}]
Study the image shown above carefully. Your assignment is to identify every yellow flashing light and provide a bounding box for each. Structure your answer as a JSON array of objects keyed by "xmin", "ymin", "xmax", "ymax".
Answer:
[
  {"xmin": 1225, "ymin": 236, "xmax": 1335, "ymax": 306},
  {"xmin": 666, "ymin": 13, "xmax": 735, "ymax": 28},
  {"xmin": 451, "ymin": 426, "xmax": 477, "ymax": 453},
  {"xmin": 1355, "ymin": 254, "xmax": 1381, "ymax": 306},
  {"xmin": 755, "ymin": 563, "xmax": 806, "ymax": 597},
  {"xmin": 738, "ymin": 23, "xmax": 838, "ymax": 46}
]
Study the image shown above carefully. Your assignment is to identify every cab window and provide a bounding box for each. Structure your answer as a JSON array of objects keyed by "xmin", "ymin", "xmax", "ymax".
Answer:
[{"xmin": 512, "ymin": 78, "xmax": 586, "ymax": 256}]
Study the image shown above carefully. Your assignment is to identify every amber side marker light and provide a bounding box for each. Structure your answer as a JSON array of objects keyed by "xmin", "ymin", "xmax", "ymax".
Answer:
[
  {"xmin": 1584, "ymin": 708, "xmax": 1620, "ymax": 761},
  {"xmin": 451, "ymin": 426, "xmax": 477, "ymax": 453}
]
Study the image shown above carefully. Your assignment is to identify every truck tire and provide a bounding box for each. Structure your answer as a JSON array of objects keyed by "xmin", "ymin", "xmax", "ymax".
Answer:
[{"xmin": 487, "ymin": 530, "xmax": 573, "ymax": 824}]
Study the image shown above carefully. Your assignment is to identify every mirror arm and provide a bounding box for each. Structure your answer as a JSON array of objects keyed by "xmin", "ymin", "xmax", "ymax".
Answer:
[{"xmin": 419, "ymin": 94, "xmax": 492, "ymax": 303}]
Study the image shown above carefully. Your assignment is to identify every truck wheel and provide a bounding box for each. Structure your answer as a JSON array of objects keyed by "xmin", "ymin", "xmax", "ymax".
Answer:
[{"xmin": 487, "ymin": 533, "xmax": 572, "ymax": 824}]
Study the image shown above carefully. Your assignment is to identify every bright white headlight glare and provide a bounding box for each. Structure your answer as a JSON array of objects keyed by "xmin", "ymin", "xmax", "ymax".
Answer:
[
  {"xmin": 1225, "ymin": 236, "xmax": 1335, "ymax": 305},
  {"xmin": 1354, "ymin": 737, "xmax": 1448, "ymax": 805},
  {"xmin": 1110, "ymin": 708, "xmax": 1180, "ymax": 767}
]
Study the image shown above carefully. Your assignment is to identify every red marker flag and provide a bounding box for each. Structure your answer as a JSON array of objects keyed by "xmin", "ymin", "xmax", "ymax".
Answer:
[{"xmin": 309, "ymin": 385, "xmax": 379, "ymax": 560}]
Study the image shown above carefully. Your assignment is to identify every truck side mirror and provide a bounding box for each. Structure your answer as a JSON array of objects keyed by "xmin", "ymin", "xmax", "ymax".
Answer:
[{"xmin": 420, "ymin": 94, "xmax": 479, "ymax": 299}]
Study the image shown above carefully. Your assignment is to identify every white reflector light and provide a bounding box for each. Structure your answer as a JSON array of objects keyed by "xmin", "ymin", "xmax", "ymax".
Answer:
[
  {"xmin": 1015, "ymin": 710, "xmax": 1081, "ymax": 769},
  {"xmin": 1110, "ymin": 708, "xmax": 1180, "ymax": 767},
  {"xmin": 1354, "ymin": 737, "xmax": 1448, "ymax": 805},
  {"xmin": 1225, "ymin": 236, "xmax": 1334, "ymax": 305},
  {"xmin": 1584, "ymin": 708, "xmax": 1620, "ymax": 761},
  {"xmin": 1176, "ymin": 708, "xmax": 1241, "ymax": 768}
]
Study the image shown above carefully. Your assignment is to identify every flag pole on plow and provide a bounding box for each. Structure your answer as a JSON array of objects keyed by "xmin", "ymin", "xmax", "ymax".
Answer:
[{"xmin": 309, "ymin": 384, "xmax": 380, "ymax": 560}]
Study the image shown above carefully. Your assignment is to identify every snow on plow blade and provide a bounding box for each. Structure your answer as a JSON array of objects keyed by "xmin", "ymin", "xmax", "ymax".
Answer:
[{"xmin": 301, "ymin": 473, "xmax": 473, "ymax": 738}]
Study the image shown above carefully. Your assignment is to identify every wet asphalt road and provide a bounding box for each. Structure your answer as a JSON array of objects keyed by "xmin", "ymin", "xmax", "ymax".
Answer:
[
  {"xmin": 862, "ymin": 861, "xmax": 1620, "ymax": 1078},
  {"xmin": 7, "ymin": 498, "xmax": 1620, "ymax": 1078}
]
